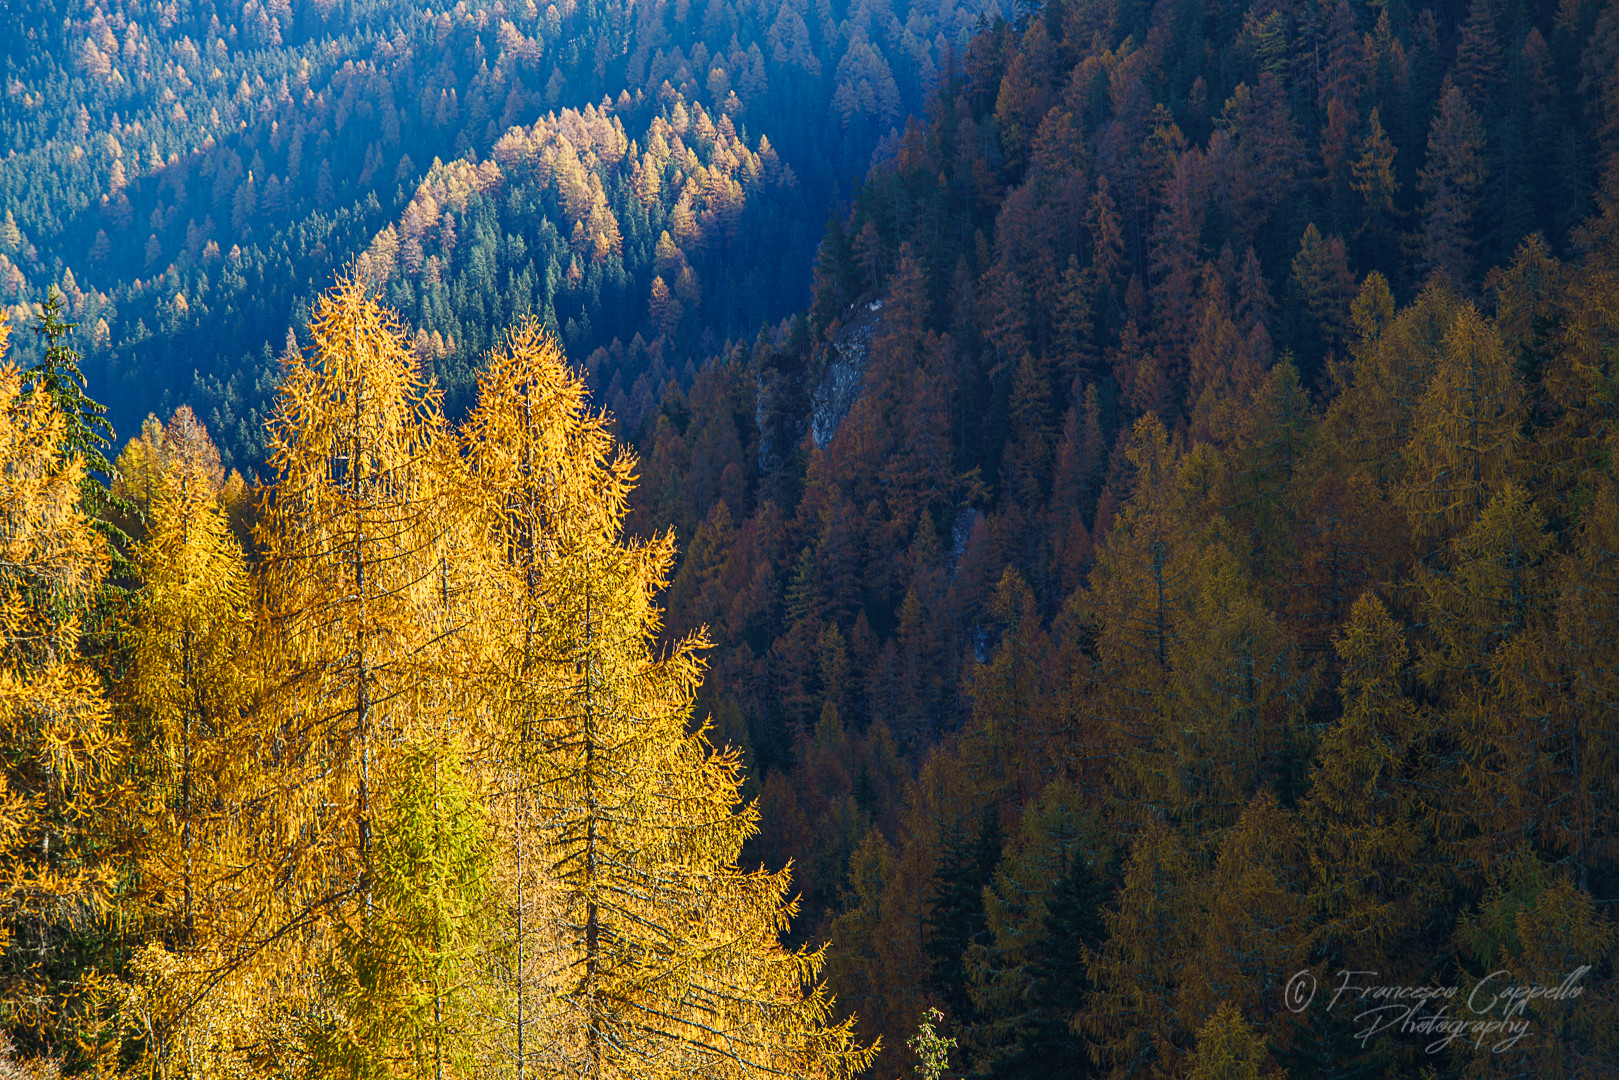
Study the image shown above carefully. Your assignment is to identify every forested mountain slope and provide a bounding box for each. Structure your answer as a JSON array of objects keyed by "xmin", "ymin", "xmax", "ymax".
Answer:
[
  {"xmin": 5, "ymin": 0, "xmax": 1619, "ymax": 1076},
  {"xmin": 623, "ymin": 0, "xmax": 1619, "ymax": 1074},
  {"xmin": 0, "ymin": 0, "xmax": 996, "ymax": 467}
]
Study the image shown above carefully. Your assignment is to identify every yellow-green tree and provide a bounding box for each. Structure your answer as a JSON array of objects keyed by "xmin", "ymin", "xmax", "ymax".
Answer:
[
  {"xmin": 1088, "ymin": 418, "xmax": 1303, "ymax": 832},
  {"xmin": 1455, "ymin": 850, "xmax": 1619, "ymax": 1079},
  {"xmin": 1487, "ymin": 480, "xmax": 1619, "ymax": 889},
  {"xmin": 312, "ymin": 732, "xmax": 491, "ymax": 1080},
  {"xmin": 1186, "ymin": 1003, "xmax": 1277, "ymax": 1080},
  {"xmin": 1318, "ymin": 275, "xmax": 1457, "ymax": 487},
  {"xmin": 1167, "ymin": 547, "xmax": 1309, "ymax": 828},
  {"xmin": 1416, "ymin": 482, "xmax": 1554, "ymax": 690},
  {"xmin": 1409, "ymin": 484, "xmax": 1557, "ymax": 872},
  {"xmin": 1178, "ymin": 792, "xmax": 1308, "ymax": 1067},
  {"xmin": 1085, "ymin": 820, "xmax": 1202, "ymax": 1080},
  {"xmin": 1301, "ymin": 595, "xmax": 1439, "ymax": 978},
  {"xmin": 1085, "ymin": 417, "xmax": 1200, "ymax": 823},
  {"xmin": 1397, "ymin": 303, "xmax": 1523, "ymax": 543}
]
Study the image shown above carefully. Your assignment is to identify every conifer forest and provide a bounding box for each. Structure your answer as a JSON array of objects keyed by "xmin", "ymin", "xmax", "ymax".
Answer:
[{"xmin": 2, "ymin": 0, "xmax": 1619, "ymax": 1076}]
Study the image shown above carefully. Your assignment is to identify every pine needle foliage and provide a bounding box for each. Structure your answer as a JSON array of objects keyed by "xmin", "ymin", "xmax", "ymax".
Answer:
[{"xmin": 23, "ymin": 290, "xmax": 116, "ymax": 496}]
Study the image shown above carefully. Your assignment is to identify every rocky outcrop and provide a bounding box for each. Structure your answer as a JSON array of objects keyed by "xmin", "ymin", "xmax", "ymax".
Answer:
[{"xmin": 809, "ymin": 296, "xmax": 884, "ymax": 448}]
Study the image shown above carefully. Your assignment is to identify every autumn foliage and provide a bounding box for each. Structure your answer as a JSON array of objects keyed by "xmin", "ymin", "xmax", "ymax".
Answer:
[
  {"xmin": 612, "ymin": 1, "xmax": 1619, "ymax": 1077},
  {"xmin": 6, "ymin": 0, "xmax": 1619, "ymax": 1077},
  {"xmin": 0, "ymin": 284, "xmax": 872, "ymax": 1079}
]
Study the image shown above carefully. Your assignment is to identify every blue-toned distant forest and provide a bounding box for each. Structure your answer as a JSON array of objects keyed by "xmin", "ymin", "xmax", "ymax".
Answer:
[{"xmin": 1, "ymin": 0, "xmax": 993, "ymax": 466}]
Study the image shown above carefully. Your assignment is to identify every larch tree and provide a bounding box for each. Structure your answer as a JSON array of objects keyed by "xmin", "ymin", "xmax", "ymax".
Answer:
[
  {"xmin": 1351, "ymin": 108, "xmax": 1399, "ymax": 243},
  {"xmin": 1415, "ymin": 482, "xmax": 1553, "ymax": 701},
  {"xmin": 1301, "ymin": 595, "xmax": 1439, "ymax": 981},
  {"xmin": 0, "ymin": 315, "xmax": 121, "ymax": 1061},
  {"xmin": 1184, "ymin": 1003, "xmax": 1271, "ymax": 1080},
  {"xmin": 1225, "ymin": 358, "xmax": 1311, "ymax": 576},
  {"xmin": 261, "ymin": 273, "xmax": 459, "ymax": 871},
  {"xmin": 1488, "ymin": 480, "xmax": 1619, "ymax": 890},
  {"xmin": 460, "ymin": 319, "xmax": 873, "ymax": 1080},
  {"xmin": 1087, "ymin": 420, "xmax": 1285, "ymax": 830},
  {"xmin": 1453, "ymin": 0, "xmax": 1504, "ymax": 109},
  {"xmin": 1184, "ymin": 276, "xmax": 1252, "ymax": 448},
  {"xmin": 1086, "ymin": 416, "xmax": 1197, "ymax": 746},
  {"xmin": 1540, "ymin": 228, "xmax": 1619, "ymax": 509},
  {"xmin": 957, "ymin": 570, "xmax": 1056, "ymax": 809},
  {"xmin": 1166, "ymin": 548, "xmax": 1308, "ymax": 831},
  {"xmin": 120, "ymin": 410, "xmax": 265, "ymax": 1079},
  {"xmin": 1281, "ymin": 469, "xmax": 1406, "ymax": 657},
  {"xmin": 1177, "ymin": 792, "xmax": 1308, "ymax": 1065},
  {"xmin": 255, "ymin": 277, "xmax": 483, "ymax": 1074},
  {"xmin": 1396, "ymin": 302, "xmax": 1523, "ymax": 546},
  {"xmin": 1084, "ymin": 819, "xmax": 1202, "ymax": 1080},
  {"xmin": 112, "ymin": 413, "xmax": 182, "ymax": 528},
  {"xmin": 1318, "ymin": 274, "xmax": 1456, "ymax": 488},
  {"xmin": 111, "ymin": 406, "xmax": 251, "ymax": 547}
]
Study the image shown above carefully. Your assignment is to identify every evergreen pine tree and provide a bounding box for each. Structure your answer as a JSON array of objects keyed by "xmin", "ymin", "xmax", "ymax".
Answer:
[
  {"xmin": 25, "ymin": 289, "xmax": 116, "ymax": 488},
  {"xmin": 924, "ymin": 808, "xmax": 1003, "ymax": 1022},
  {"xmin": 1418, "ymin": 81, "xmax": 1488, "ymax": 289}
]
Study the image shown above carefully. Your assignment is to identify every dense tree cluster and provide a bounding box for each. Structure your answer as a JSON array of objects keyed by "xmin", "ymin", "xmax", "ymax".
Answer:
[
  {"xmin": 347, "ymin": 91, "xmax": 802, "ymax": 430},
  {"xmin": 0, "ymin": 282, "xmax": 872, "ymax": 1079},
  {"xmin": 620, "ymin": 0, "xmax": 1619, "ymax": 1075}
]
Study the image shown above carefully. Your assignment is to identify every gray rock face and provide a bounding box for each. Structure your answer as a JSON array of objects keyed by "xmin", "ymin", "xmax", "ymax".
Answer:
[
  {"xmin": 754, "ymin": 378, "xmax": 776, "ymax": 473},
  {"xmin": 950, "ymin": 506, "xmax": 978, "ymax": 578},
  {"xmin": 810, "ymin": 297, "xmax": 885, "ymax": 448}
]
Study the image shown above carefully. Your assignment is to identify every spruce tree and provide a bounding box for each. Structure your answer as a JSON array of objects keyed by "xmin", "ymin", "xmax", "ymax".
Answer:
[
  {"xmin": 1418, "ymin": 81, "xmax": 1488, "ymax": 289},
  {"xmin": 25, "ymin": 289, "xmax": 116, "ymax": 488},
  {"xmin": 924, "ymin": 808, "xmax": 1002, "ymax": 1021},
  {"xmin": 984, "ymin": 852, "xmax": 1105, "ymax": 1079}
]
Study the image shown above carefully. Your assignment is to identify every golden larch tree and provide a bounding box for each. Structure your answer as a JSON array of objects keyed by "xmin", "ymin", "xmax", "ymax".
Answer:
[
  {"xmin": 460, "ymin": 319, "xmax": 872, "ymax": 1080},
  {"xmin": 1397, "ymin": 302, "xmax": 1523, "ymax": 543},
  {"xmin": 119, "ymin": 410, "xmax": 266, "ymax": 1079},
  {"xmin": 0, "ymin": 314, "xmax": 121, "ymax": 1057},
  {"xmin": 255, "ymin": 278, "xmax": 491, "ymax": 1077}
]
